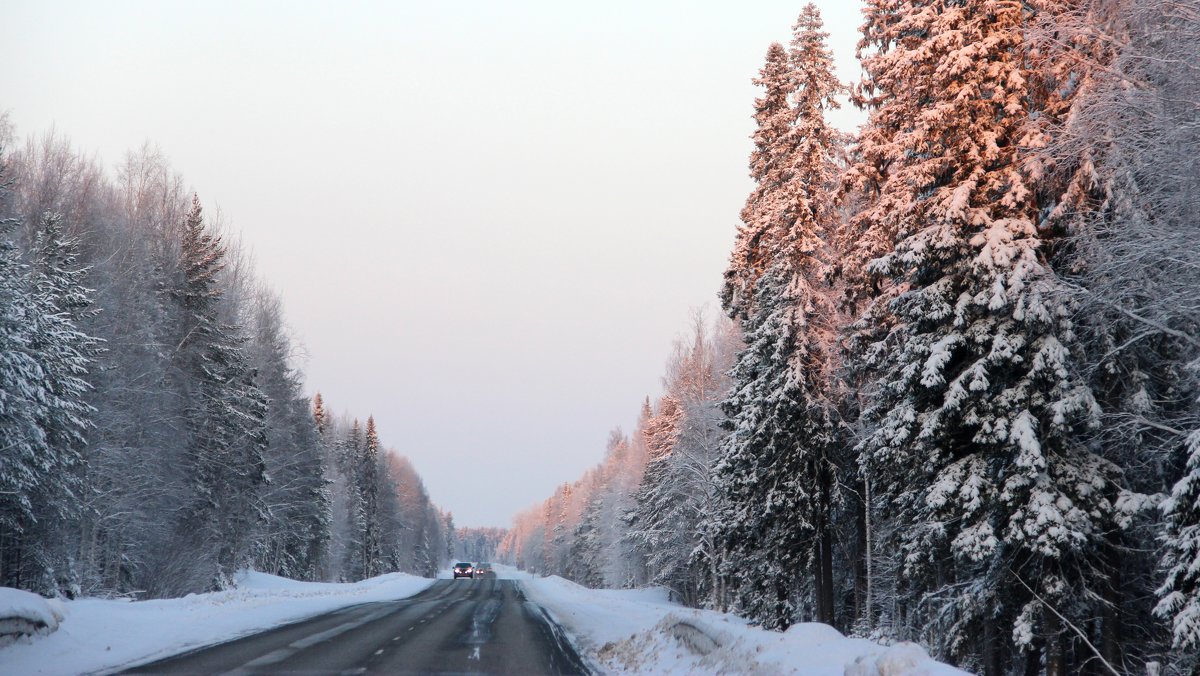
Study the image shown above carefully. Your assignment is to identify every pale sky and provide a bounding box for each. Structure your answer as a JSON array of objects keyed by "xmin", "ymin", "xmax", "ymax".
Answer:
[{"xmin": 1, "ymin": 0, "xmax": 865, "ymax": 528}]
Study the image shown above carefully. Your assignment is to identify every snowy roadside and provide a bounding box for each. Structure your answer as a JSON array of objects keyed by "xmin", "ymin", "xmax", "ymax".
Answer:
[
  {"xmin": 506, "ymin": 566, "xmax": 967, "ymax": 675},
  {"xmin": 0, "ymin": 570, "xmax": 433, "ymax": 675}
]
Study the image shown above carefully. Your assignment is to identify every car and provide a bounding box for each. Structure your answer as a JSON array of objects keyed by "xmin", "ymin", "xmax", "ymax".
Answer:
[
  {"xmin": 452, "ymin": 562, "xmax": 475, "ymax": 579},
  {"xmin": 475, "ymin": 562, "xmax": 493, "ymax": 577}
]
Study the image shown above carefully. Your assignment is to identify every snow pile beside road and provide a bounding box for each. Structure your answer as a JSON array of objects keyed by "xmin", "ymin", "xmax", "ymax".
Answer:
[
  {"xmin": 0, "ymin": 570, "xmax": 433, "ymax": 675},
  {"xmin": 0, "ymin": 587, "xmax": 65, "ymax": 644},
  {"xmin": 513, "ymin": 569, "xmax": 965, "ymax": 675}
]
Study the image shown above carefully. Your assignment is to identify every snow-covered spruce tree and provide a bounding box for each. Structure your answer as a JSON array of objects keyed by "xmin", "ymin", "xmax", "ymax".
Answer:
[
  {"xmin": 568, "ymin": 495, "xmax": 605, "ymax": 588},
  {"xmin": 21, "ymin": 211, "xmax": 101, "ymax": 595},
  {"xmin": 169, "ymin": 195, "xmax": 268, "ymax": 592},
  {"xmin": 849, "ymin": 1, "xmax": 1124, "ymax": 672},
  {"xmin": 249, "ymin": 292, "xmax": 331, "ymax": 581},
  {"xmin": 313, "ymin": 392, "xmax": 329, "ymax": 437},
  {"xmin": 360, "ymin": 416, "xmax": 383, "ymax": 578},
  {"xmin": 711, "ymin": 4, "xmax": 844, "ymax": 631},
  {"xmin": 0, "ymin": 180, "xmax": 53, "ymax": 590},
  {"xmin": 626, "ymin": 396, "xmax": 684, "ymax": 591},
  {"xmin": 1160, "ymin": 431, "xmax": 1200, "ymax": 663},
  {"xmin": 721, "ymin": 41, "xmax": 791, "ymax": 321},
  {"xmin": 339, "ymin": 418, "xmax": 366, "ymax": 580}
]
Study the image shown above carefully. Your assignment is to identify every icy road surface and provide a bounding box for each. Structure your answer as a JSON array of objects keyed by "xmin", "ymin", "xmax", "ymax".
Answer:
[{"xmin": 124, "ymin": 578, "xmax": 588, "ymax": 675}]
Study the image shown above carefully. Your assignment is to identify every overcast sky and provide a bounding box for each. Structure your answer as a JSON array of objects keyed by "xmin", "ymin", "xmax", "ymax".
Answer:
[{"xmin": 1, "ymin": 0, "xmax": 865, "ymax": 528}]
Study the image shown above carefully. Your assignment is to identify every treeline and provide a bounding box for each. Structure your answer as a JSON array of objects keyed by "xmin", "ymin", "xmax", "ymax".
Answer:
[
  {"xmin": 318, "ymin": 402, "xmax": 456, "ymax": 582},
  {"xmin": 0, "ymin": 121, "xmax": 452, "ymax": 598},
  {"xmin": 455, "ymin": 527, "xmax": 507, "ymax": 563},
  {"xmin": 500, "ymin": 2, "xmax": 1200, "ymax": 675},
  {"xmin": 498, "ymin": 315, "xmax": 738, "ymax": 602}
]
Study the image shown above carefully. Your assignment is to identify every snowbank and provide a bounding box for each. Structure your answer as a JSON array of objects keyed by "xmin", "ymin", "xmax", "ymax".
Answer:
[
  {"xmin": 0, "ymin": 570, "xmax": 433, "ymax": 675},
  {"xmin": 507, "ymin": 567, "xmax": 966, "ymax": 675},
  {"xmin": 0, "ymin": 587, "xmax": 65, "ymax": 645}
]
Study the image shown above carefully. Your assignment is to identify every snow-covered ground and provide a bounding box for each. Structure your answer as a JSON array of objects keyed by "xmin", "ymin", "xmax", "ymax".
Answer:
[
  {"xmin": 0, "ymin": 571, "xmax": 433, "ymax": 675},
  {"xmin": 502, "ymin": 566, "xmax": 967, "ymax": 675}
]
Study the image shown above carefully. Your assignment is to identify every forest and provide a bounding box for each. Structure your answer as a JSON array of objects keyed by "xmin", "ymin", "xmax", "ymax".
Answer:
[
  {"xmin": 497, "ymin": 1, "xmax": 1200, "ymax": 674},
  {"xmin": 0, "ymin": 119, "xmax": 456, "ymax": 599}
]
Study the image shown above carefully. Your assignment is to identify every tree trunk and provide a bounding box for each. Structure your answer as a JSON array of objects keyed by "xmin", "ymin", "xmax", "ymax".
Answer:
[
  {"xmin": 854, "ymin": 476, "xmax": 867, "ymax": 627},
  {"xmin": 983, "ymin": 613, "xmax": 1002, "ymax": 676},
  {"xmin": 1044, "ymin": 609, "xmax": 1064, "ymax": 676},
  {"xmin": 819, "ymin": 526, "xmax": 835, "ymax": 627},
  {"xmin": 1024, "ymin": 643, "xmax": 1042, "ymax": 676},
  {"xmin": 816, "ymin": 462, "xmax": 836, "ymax": 628},
  {"xmin": 1100, "ymin": 534, "xmax": 1122, "ymax": 672}
]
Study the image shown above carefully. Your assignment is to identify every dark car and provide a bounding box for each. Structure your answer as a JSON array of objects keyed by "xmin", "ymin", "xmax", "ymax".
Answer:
[
  {"xmin": 452, "ymin": 562, "xmax": 475, "ymax": 579},
  {"xmin": 475, "ymin": 562, "xmax": 493, "ymax": 577}
]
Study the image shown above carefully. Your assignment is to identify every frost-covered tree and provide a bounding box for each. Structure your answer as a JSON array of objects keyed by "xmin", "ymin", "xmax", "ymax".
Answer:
[
  {"xmin": 455, "ymin": 527, "xmax": 507, "ymax": 562},
  {"xmin": 629, "ymin": 316, "xmax": 737, "ymax": 608},
  {"xmin": 849, "ymin": 1, "xmax": 1125, "ymax": 671},
  {"xmin": 250, "ymin": 292, "xmax": 331, "ymax": 581},
  {"xmin": 0, "ymin": 124, "xmax": 450, "ymax": 599}
]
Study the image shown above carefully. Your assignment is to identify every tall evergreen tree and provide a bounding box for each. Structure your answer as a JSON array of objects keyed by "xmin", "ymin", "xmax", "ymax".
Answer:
[
  {"xmin": 849, "ymin": 1, "xmax": 1124, "ymax": 671},
  {"xmin": 360, "ymin": 415, "xmax": 382, "ymax": 578},
  {"xmin": 170, "ymin": 195, "xmax": 268, "ymax": 590},
  {"xmin": 711, "ymin": 5, "xmax": 844, "ymax": 630},
  {"xmin": 0, "ymin": 187, "xmax": 52, "ymax": 590},
  {"xmin": 21, "ymin": 211, "xmax": 101, "ymax": 594}
]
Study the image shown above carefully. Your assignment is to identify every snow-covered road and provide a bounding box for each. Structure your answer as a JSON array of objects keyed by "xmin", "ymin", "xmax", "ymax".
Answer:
[
  {"xmin": 2, "ymin": 565, "xmax": 966, "ymax": 675},
  {"xmin": 127, "ymin": 578, "xmax": 586, "ymax": 675}
]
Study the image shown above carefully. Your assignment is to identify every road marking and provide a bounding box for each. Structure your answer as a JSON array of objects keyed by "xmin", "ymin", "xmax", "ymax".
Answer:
[
  {"xmin": 469, "ymin": 646, "xmax": 481, "ymax": 661},
  {"xmin": 374, "ymin": 649, "xmax": 384, "ymax": 656},
  {"xmin": 288, "ymin": 621, "xmax": 362, "ymax": 650},
  {"xmin": 217, "ymin": 647, "xmax": 293, "ymax": 674},
  {"xmin": 225, "ymin": 605, "xmax": 397, "ymax": 673}
]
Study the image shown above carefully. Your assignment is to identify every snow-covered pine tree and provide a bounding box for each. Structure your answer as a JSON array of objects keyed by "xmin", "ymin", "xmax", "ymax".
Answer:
[
  {"xmin": 169, "ymin": 195, "xmax": 268, "ymax": 591},
  {"xmin": 711, "ymin": 4, "xmax": 844, "ymax": 631},
  {"xmin": 850, "ymin": 1, "xmax": 1124, "ymax": 671}
]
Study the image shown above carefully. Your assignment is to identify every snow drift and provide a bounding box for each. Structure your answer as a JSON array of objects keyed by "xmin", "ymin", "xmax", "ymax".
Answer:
[
  {"xmin": 514, "ymin": 568, "xmax": 967, "ymax": 675},
  {"xmin": 0, "ymin": 570, "xmax": 432, "ymax": 675}
]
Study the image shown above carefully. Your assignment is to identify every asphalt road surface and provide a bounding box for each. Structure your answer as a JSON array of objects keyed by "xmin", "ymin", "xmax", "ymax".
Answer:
[{"xmin": 126, "ymin": 578, "xmax": 589, "ymax": 675}]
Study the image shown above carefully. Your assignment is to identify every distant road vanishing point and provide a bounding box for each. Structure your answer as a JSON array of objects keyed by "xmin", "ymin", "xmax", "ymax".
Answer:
[{"xmin": 125, "ymin": 578, "xmax": 589, "ymax": 675}]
